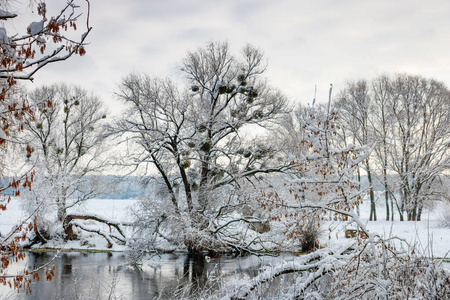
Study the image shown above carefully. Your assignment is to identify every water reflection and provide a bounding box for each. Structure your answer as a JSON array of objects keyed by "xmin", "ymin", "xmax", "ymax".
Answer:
[{"xmin": 0, "ymin": 252, "xmax": 289, "ymax": 299}]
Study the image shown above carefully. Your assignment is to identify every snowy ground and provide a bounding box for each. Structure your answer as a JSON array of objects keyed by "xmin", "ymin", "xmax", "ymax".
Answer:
[
  {"xmin": 1, "ymin": 197, "xmax": 449, "ymax": 262},
  {"xmin": 321, "ymin": 201, "xmax": 450, "ymax": 260},
  {"xmin": 0, "ymin": 198, "xmax": 138, "ymax": 252}
]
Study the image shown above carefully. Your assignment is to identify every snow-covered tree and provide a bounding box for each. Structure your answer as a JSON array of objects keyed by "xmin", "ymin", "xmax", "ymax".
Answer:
[
  {"xmin": 112, "ymin": 41, "xmax": 290, "ymax": 255},
  {"xmin": 335, "ymin": 74, "xmax": 449, "ymax": 221},
  {"xmin": 387, "ymin": 74, "xmax": 449, "ymax": 220},
  {"xmin": 0, "ymin": 0, "xmax": 91, "ymax": 293},
  {"xmin": 260, "ymin": 96, "xmax": 371, "ymax": 248},
  {"xmin": 21, "ymin": 84, "xmax": 108, "ymax": 240},
  {"xmin": 219, "ymin": 96, "xmax": 450, "ymax": 300},
  {"xmin": 335, "ymin": 80, "xmax": 378, "ymax": 220},
  {"xmin": 272, "ymin": 102, "xmax": 311, "ymax": 159},
  {"xmin": 371, "ymin": 74, "xmax": 396, "ymax": 220},
  {"xmin": 221, "ymin": 100, "xmax": 379, "ymax": 299}
]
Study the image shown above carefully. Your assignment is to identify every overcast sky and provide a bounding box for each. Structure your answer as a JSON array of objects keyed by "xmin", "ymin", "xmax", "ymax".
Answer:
[{"xmin": 24, "ymin": 0, "xmax": 450, "ymax": 115}]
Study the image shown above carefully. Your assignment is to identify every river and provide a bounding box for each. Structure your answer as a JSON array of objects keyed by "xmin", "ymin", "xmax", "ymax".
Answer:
[{"xmin": 0, "ymin": 252, "xmax": 290, "ymax": 300}]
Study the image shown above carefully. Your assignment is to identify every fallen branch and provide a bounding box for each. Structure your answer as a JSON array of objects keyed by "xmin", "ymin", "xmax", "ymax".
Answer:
[
  {"xmin": 69, "ymin": 220, "xmax": 126, "ymax": 246},
  {"xmin": 64, "ymin": 213, "xmax": 128, "ymax": 246}
]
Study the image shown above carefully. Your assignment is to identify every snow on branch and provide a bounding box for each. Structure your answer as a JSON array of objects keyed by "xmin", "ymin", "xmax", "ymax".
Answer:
[
  {"xmin": 226, "ymin": 245, "xmax": 353, "ymax": 300},
  {"xmin": 64, "ymin": 213, "xmax": 128, "ymax": 246},
  {"xmin": 0, "ymin": 0, "xmax": 92, "ymax": 82},
  {"xmin": 68, "ymin": 220, "xmax": 126, "ymax": 246}
]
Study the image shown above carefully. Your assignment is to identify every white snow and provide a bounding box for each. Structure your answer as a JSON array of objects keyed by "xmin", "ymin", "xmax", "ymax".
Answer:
[
  {"xmin": 27, "ymin": 19, "xmax": 46, "ymax": 36},
  {"xmin": 1, "ymin": 197, "xmax": 448, "ymax": 261},
  {"xmin": 0, "ymin": 198, "xmax": 138, "ymax": 252},
  {"xmin": 0, "ymin": 9, "xmax": 16, "ymax": 19},
  {"xmin": 319, "ymin": 200, "xmax": 450, "ymax": 259},
  {"xmin": 0, "ymin": 27, "xmax": 8, "ymax": 44},
  {"xmin": 0, "ymin": 128, "xmax": 7, "ymax": 140}
]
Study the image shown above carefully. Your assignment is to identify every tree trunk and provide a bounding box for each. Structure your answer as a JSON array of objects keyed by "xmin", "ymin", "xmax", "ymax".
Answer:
[
  {"xmin": 152, "ymin": 154, "xmax": 180, "ymax": 214},
  {"xmin": 56, "ymin": 198, "xmax": 66, "ymax": 223},
  {"xmin": 398, "ymin": 204, "xmax": 404, "ymax": 221},
  {"xmin": 417, "ymin": 205, "xmax": 422, "ymax": 221},
  {"xmin": 400, "ymin": 187, "xmax": 406, "ymax": 221},
  {"xmin": 383, "ymin": 168, "xmax": 389, "ymax": 221},
  {"xmin": 198, "ymin": 155, "xmax": 210, "ymax": 209},
  {"xmin": 390, "ymin": 193, "xmax": 394, "ymax": 221},
  {"xmin": 356, "ymin": 166, "xmax": 361, "ymax": 217},
  {"xmin": 178, "ymin": 159, "xmax": 193, "ymax": 213},
  {"xmin": 64, "ymin": 214, "xmax": 127, "ymax": 243},
  {"xmin": 366, "ymin": 162, "xmax": 377, "ymax": 221}
]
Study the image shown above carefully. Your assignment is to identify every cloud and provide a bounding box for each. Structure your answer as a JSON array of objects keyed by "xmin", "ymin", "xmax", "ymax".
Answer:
[{"xmin": 27, "ymin": 0, "xmax": 450, "ymax": 110}]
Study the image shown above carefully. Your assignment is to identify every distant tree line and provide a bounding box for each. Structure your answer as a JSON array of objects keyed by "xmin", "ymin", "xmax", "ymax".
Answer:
[{"xmin": 334, "ymin": 75, "xmax": 449, "ymax": 221}]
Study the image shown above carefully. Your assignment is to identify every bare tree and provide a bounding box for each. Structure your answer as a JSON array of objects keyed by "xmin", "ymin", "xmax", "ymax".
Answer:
[
  {"xmin": 112, "ymin": 41, "xmax": 290, "ymax": 255},
  {"xmin": 222, "ymin": 97, "xmax": 450, "ymax": 300},
  {"xmin": 0, "ymin": 0, "xmax": 91, "ymax": 293},
  {"xmin": 22, "ymin": 83, "xmax": 108, "ymax": 239},
  {"xmin": 388, "ymin": 74, "xmax": 449, "ymax": 221},
  {"xmin": 273, "ymin": 102, "xmax": 311, "ymax": 158},
  {"xmin": 335, "ymin": 80, "xmax": 378, "ymax": 220},
  {"xmin": 372, "ymin": 75, "xmax": 396, "ymax": 220},
  {"xmin": 227, "ymin": 101, "xmax": 379, "ymax": 299},
  {"xmin": 335, "ymin": 74, "xmax": 449, "ymax": 221}
]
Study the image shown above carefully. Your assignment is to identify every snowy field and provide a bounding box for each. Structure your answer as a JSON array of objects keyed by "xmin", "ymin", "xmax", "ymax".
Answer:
[
  {"xmin": 321, "ymin": 201, "xmax": 450, "ymax": 260},
  {"xmin": 1, "ymin": 197, "xmax": 449, "ymax": 261}
]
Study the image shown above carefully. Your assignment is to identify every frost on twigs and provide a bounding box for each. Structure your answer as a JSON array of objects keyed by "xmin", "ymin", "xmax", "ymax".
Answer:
[
  {"xmin": 258, "ymin": 105, "xmax": 369, "ymax": 253},
  {"xmin": 230, "ymin": 101, "xmax": 450, "ymax": 299},
  {"xmin": 0, "ymin": 0, "xmax": 91, "ymax": 294},
  {"xmin": 237, "ymin": 103, "xmax": 377, "ymax": 298},
  {"xmin": 112, "ymin": 41, "xmax": 290, "ymax": 254},
  {"xmin": 225, "ymin": 246, "xmax": 351, "ymax": 300},
  {"xmin": 0, "ymin": 0, "xmax": 91, "ymax": 147},
  {"xmin": 0, "ymin": 0, "xmax": 91, "ymax": 82},
  {"xmin": 0, "ymin": 175, "xmax": 56, "ymax": 294},
  {"xmin": 19, "ymin": 84, "xmax": 108, "ymax": 243}
]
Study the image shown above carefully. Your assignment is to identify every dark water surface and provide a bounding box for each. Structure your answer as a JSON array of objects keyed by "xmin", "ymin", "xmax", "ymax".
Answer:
[{"xmin": 1, "ymin": 252, "xmax": 289, "ymax": 299}]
